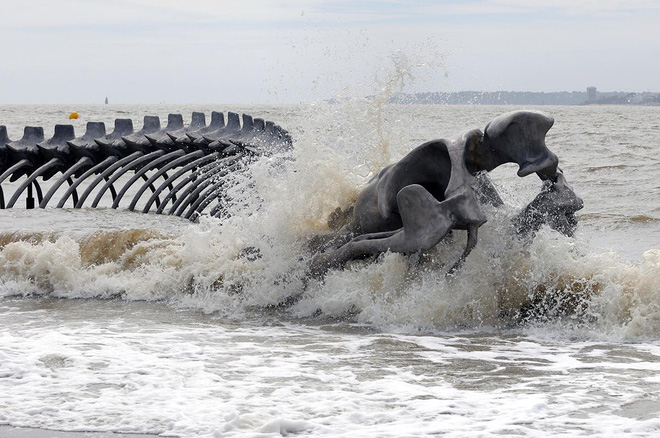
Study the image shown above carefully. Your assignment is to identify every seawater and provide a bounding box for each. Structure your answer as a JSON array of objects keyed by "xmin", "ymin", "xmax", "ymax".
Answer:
[{"xmin": 0, "ymin": 103, "xmax": 659, "ymax": 437}]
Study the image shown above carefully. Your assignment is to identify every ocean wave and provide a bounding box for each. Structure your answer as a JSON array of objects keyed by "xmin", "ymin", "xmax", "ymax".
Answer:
[
  {"xmin": 1, "ymin": 209, "xmax": 659, "ymax": 340},
  {"xmin": 578, "ymin": 213, "xmax": 660, "ymax": 224},
  {"xmin": 585, "ymin": 164, "xmax": 631, "ymax": 172}
]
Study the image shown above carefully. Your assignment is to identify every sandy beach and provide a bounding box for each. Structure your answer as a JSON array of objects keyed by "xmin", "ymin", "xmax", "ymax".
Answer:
[{"xmin": 0, "ymin": 426, "xmax": 157, "ymax": 438}]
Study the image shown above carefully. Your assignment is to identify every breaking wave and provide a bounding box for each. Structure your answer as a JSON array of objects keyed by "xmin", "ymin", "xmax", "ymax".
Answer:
[{"xmin": 0, "ymin": 210, "xmax": 659, "ymax": 340}]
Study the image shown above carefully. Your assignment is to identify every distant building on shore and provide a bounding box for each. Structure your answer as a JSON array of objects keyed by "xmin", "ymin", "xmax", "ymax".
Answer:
[{"xmin": 587, "ymin": 87, "xmax": 597, "ymax": 103}]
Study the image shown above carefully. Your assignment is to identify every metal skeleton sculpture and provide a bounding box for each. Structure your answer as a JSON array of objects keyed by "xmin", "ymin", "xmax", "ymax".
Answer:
[
  {"xmin": 0, "ymin": 111, "xmax": 292, "ymax": 219},
  {"xmin": 1, "ymin": 109, "xmax": 582, "ymax": 276},
  {"xmin": 310, "ymin": 110, "xmax": 584, "ymax": 276}
]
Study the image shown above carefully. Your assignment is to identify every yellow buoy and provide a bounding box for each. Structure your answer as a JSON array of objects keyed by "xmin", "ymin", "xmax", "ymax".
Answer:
[{"xmin": 68, "ymin": 112, "xmax": 79, "ymax": 120}]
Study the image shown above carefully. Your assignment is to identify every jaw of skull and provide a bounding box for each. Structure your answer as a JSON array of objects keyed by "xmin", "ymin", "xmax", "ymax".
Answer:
[{"xmin": 527, "ymin": 172, "xmax": 584, "ymax": 237}]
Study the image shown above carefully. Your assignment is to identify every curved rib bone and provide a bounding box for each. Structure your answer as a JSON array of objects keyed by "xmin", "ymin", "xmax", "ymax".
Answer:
[{"xmin": 1, "ymin": 111, "xmax": 292, "ymax": 215}]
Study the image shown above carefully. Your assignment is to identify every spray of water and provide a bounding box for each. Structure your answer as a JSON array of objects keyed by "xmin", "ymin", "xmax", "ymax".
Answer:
[{"xmin": 368, "ymin": 41, "xmax": 448, "ymax": 168}]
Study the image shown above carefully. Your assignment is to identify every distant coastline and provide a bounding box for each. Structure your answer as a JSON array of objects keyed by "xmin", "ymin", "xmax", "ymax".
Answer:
[{"xmin": 384, "ymin": 90, "xmax": 660, "ymax": 106}]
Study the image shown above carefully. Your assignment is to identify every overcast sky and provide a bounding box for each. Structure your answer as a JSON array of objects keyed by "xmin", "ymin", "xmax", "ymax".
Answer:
[{"xmin": 1, "ymin": 0, "xmax": 658, "ymax": 104}]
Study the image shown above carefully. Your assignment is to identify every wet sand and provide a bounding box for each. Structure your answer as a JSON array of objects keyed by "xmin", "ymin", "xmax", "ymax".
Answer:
[{"xmin": 0, "ymin": 426, "xmax": 158, "ymax": 438}]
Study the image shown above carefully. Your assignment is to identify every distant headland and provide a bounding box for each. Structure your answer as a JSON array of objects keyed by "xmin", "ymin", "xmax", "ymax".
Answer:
[{"xmin": 385, "ymin": 87, "xmax": 660, "ymax": 105}]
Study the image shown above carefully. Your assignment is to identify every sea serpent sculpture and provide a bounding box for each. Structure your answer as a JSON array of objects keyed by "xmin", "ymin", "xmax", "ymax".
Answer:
[
  {"xmin": 309, "ymin": 110, "xmax": 584, "ymax": 277},
  {"xmin": 0, "ymin": 111, "xmax": 292, "ymax": 219},
  {"xmin": 1, "ymin": 109, "xmax": 582, "ymax": 277}
]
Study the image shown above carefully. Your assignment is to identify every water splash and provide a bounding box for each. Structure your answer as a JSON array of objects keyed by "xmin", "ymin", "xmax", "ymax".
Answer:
[{"xmin": 369, "ymin": 42, "xmax": 448, "ymax": 167}]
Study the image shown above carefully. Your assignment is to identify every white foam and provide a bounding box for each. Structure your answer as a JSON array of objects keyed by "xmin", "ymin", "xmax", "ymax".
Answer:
[{"xmin": 2, "ymin": 299, "xmax": 660, "ymax": 437}]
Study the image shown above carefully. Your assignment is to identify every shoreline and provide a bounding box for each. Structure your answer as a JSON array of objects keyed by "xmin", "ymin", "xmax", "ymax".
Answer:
[{"xmin": 0, "ymin": 426, "xmax": 159, "ymax": 438}]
